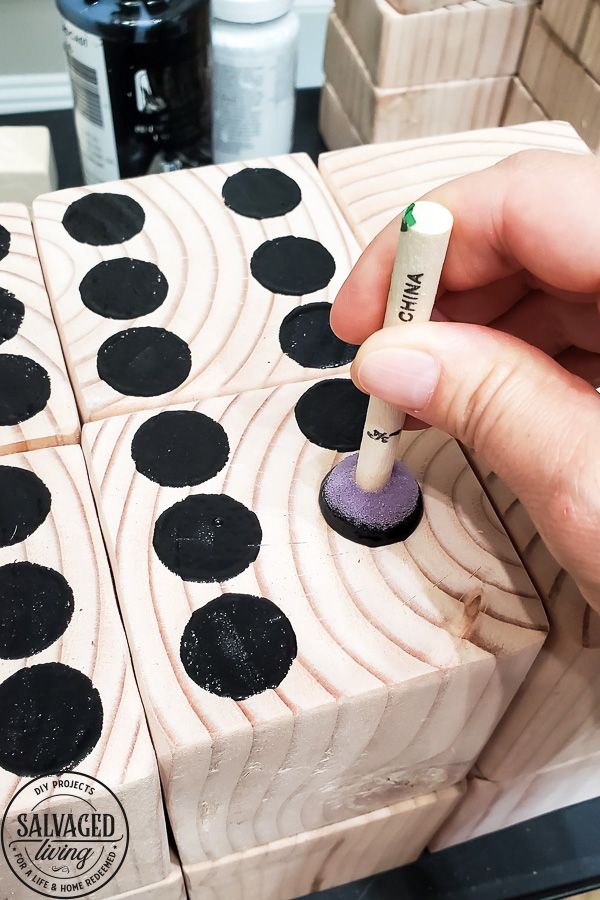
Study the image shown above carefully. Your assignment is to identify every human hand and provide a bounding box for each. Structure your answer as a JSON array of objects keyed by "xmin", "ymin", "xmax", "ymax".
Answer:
[{"xmin": 331, "ymin": 150, "xmax": 600, "ymax": 614}]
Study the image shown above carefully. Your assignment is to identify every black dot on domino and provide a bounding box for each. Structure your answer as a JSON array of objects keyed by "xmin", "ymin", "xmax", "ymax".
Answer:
[
  {"xmin": 0, "ymin": 562, "xmax": 74, "ymax": 659},
  {"xmin": 180, "ymin": 594, "xmax": 297, "ymax": 700},
  {"xmin": 0, "ymin": 663, "xmax": 103, "ymax": 777},
  {"xmin": 294, "ymin": 378, "xmax": 369, "ymax": 451},
  {"xmin": 0, "ymin": 224, "xmax": 10, "ymax": 262},
  {"xmin": 153, "ymin": 494, "xmax": 262, "ymax": 583},
  {"xmin": 279, "ymin": 302, "xmax": 358, "ymax": 369},
  {"xmin": 97, "ymin": 327, "xmax": 191, "ymax": 397},
  {"xmin": 0, "ymin": 465, "xmax": 51, "ymax": 547},
  {"xmin": 0, "ymin": 288, "xmax": 25, "ymax": 343},
  {"xmin": 79, "ymin": 259, "xmax": 168, "ymax": 320},
  {"xmin": 62, "ymin": 193, "xmax": 145, "ymax": 246},
  {"xmin": 222, "ymin": 168, "xmax": 301, "ymax": 219},
  {"xmin": 0, "ymin": 355, "xmax": 51, "ymax": 426},
  {"xmin": 131, "ymin": 410, "xmax": 230, "ymax": 487},
  {"xmin": 250, "ymin": 236, "xmax": 336, "ymax": 296}
]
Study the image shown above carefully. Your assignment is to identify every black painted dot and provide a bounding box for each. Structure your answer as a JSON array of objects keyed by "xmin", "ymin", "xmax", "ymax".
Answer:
[
  {"xmin": 0, "ymin": 663, "xmax": 103, "ymax": 777},
  {"xmin": 62, "ymin": 193, "xmax": 145, "ymax": 245},
  {"xmin": 295, "ymin": 378, "xmax": 369, "ymax": 451},
  {"xmin": 222, "ymin": 168, "xmax": 302, "ymax": 219},
  {"xmin": 0, "ymin": 288, "xmax": 24, "ymax": 343},
  {"xmin": 279, "ymin": 302, "xmax": 359, "ymax": 369},
  {"xmin": 0, "ymin": 562, "xmax": 74, "ymax": 659},
  {"xmin": 132, "ymin": 410, "xmax": 230, "ymax": 487},
  {"xmin": 0, "ymin": 465, "xmax": 51, "ymax": 546},
  {"xmin": 79, "ymin": 258, "xmax": 168, "ymax": 320},
  {"xmin": 0, "ymin": 355, "xmax": 51, "ymax": 425},
  {"xmin": 97, "ymin": 327, "xmax": 191, "ymax": 397},
  {"xmin": 153, "ymin": 494, "xmax": 262, "ymax": 582},
  {"xmin": 250, "ymin": 236, "xmax": 336, "ymax": 296},
  {"xmin": 180, "ymin": 594, "xmax": 297, "ymax": 700},
  {"xmin": 0, "ymin": 224, "xmax": 10, "ymax": 262}
]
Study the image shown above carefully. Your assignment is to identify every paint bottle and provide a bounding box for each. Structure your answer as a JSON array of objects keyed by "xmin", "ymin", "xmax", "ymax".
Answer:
[
  {"xmin": 211, "ymin": 0, "xmax": 299, "ymax": 164},
  {"xmin": 56, "ymin": 0, "xmax": 211, "ymax": 184}
]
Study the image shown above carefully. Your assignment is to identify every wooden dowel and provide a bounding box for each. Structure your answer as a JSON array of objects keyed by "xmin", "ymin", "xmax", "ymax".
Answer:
[{"xmin": 355, "ymin": 200, "xmax": 453, "ymax": 492}]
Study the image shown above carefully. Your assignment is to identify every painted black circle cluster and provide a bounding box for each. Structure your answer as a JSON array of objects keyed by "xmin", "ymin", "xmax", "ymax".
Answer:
[
  {"xmin": 0, "ymin": 220, "xmax": 52, "ymax": 427},
  {"xmin": 0, "ymin": 465, "xmax": 103, "ymax": 777},
  {"xmin": 62, "ymin": 192, "xmax": 191, "ymax": 399}
]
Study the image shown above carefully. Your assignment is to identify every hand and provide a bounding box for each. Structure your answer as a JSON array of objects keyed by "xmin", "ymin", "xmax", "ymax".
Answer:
[{"xmin": 331, "ymin": 150, "xmax": 600, "ymax": 614}]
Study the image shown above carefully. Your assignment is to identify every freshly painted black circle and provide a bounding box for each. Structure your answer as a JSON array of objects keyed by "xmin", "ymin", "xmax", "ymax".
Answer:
[
  {"xmin": 222, "ymin": 168, "xmax": 302, "ymax": 219},
  {"xmin": 279, "ymin": 302, "xmax": 359, "ymax": 369},
  {"xmin": 294, "ymin": 378, "xmax": 369, "ymax": 451},
  {"xmin": 0, "ymin": 224, "xmax": 9, "ymax": 262},
  {"xmin": 131, "ymin": 410, "xmax": 230, "ymax": 487},
  {"xmin": 97, "ymin": 327, "xmax": 191, "ymax": 397},
  {"xmin": 0, "ymin": 288, "xmax": 24, "ymax": 343},
  {"xmin": 0, "ymin": 355, "xmax": 51, "ymax": 425},
  {"xmin": 153, "ymin": 494, "xmax": 262, "ymax": 582},
  {"xmin": 180, "ymin": 594, "xmax": 297, "ymax": 700},
  {"xmin": 0, "ymin": 562, "xmax": 74, "ymax": 659},
  {"xmin": 79, "ymin": 258, "xmax": 169, "ymax": 320},
  {"xmin": 250, "ymin": 236, "xmax": 336, "ymax": 296},
  {"xmin": 0, "ymin": 465, "xmax": 51, "ymax": 547},
  {"xmin": 0, "ymin": 663, "xmax": 103, "ymax": 777},
  {"xmin": 62, "ymin": 193, "xmax": 145, "ymax": 245}
]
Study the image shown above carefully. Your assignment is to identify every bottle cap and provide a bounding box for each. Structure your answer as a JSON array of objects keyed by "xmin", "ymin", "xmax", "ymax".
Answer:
[{"xmin": 212, "ymin": 0, "xmax": 293, "ymax": 23}]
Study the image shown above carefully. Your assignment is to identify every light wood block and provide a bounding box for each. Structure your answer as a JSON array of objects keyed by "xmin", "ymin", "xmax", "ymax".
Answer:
[
  {"xmin": 319, "ymin": 82, "xmax": 363, "ymax": 151},
  {"xmin": 501, "ymin": 77, "xmax": 547, "ymax": 126},
  {"xmin": 382, "ymin": 0, "xmax": 467, "ymax": 13},
  {"xmin": 32, "ymin": 154, "xmax": 360, "ymax": 423},
  {"xmin": 0, "ymin": 127, "xmax": 57, "ymax": 207},
  {"xmin": 0, "ymin": 445, "xmax": 171, "ymax": 898},
  {"xmin": 318, "ymin": 121, "xmax": 589, "ymax": 247},
  {"xmin": 112, "ymin": 855, "xmax": 186, "ymax": 900},
  {"xmin": 430, "ymin": 752, "xmax": 600, "ymax": 849},
  {"xmin": 82, "ymin": 380, "xmax": 546, "ymax": 867},
  {"xmin": 541, "ymin": 0, "xmax": 592, "ymax": 55},
  {"xmin": 580, "ymin": 2, "xmax": 600, "ymax": 84},
  {"xmin": 185, "ymin": 785, "xmax": 463, "ymax": 900},
  {"xmin": 520, "ymin": 11, "xmax": 600, "ymax": 151},
  {"xmin": 335, "ymin": 0, "xmax": 535, "ymax": 88},
  {"xmin": 324, "ymin": 12, "xmax": 511, "ymax": 143},
  {"xmin": 0, "ymin": 204, "xmax": 79, "ymax": 454}
]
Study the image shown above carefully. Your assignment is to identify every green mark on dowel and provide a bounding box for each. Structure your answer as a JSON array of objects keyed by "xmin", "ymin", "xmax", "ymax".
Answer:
[{"xmin": 401, "ymin": 202, "xmax": 416, "ymax": 232}]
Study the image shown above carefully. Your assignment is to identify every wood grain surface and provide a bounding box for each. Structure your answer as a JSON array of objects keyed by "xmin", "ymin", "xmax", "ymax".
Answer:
[
  {"xmin": 82, "ymin": 380, "xmax": 546, "ymax": 868},
  {"xmin": 32, "ymin": 155, "xmax": 359, "ymax": 423},
  {"xmin": 323, "ymin": 12, "xmax": 511, "ymax": 143},
  {"xmin": 335, "ymin": 0, "xmax": 535, "ymax": 89},
  {"xmin": 0, "ymin": 203, "xmax": 79, "ymax": 454},
  {"xmin": 0, "ymin": 445, "xmax": 171, "ymax": 899},
  {"xmin": 383, "ymin": 0, "xmax": 466, "ymax": 13},
  {"xmin": 318, "ymin": 121, "xmax": 589, "ymax": 247},
  {"xmin": 541, "ymin": 0, "xmax": 592, "ymax": 55},
  {"xmin": 579, "ymin": 2, "xmax": 600, "ymax": 84},
  {"xmin": 319, "ymin": 82, "xmax": 363, "ymax": 151},
  {"xmin": 501, "ymin": 77, "xmax": 547, "ymax": 126},
  {"xmin": 185, "ymin": 785, "xmax": 463, "ymax": 900}
]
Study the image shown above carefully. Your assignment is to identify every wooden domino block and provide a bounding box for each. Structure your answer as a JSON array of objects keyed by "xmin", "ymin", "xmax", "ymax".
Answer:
[
  {"xmin": 520, "ymin": 10, "xmax": 600, "ymax": 151},
  {"xmin": 580, "ymin": 2, "xmax": 600, "ymax": 84},
  {"xmin": 319, "ymin": 82, "xmax": 363, "ymax": 151},
  {"xmin": 82, "ymin": 380, "xmax": 546, "ymax": 869},
  {"xmin": 430, "ymin": 751, "xmax": 600, "ymax": 849},
  {"xmin": 185, "ymin": 786, "xmax": 463, "ymax": 900},
  {"xmin": 0, "ymin": 204, "xmax": 79, "ymax": 454},
  {"xmin": 324, "ymin": 12, "xmax": 511, "ymax": 143},
  {"xmin": 0, "ymin": 444, "xmax": 174, "ymax": 898},
  {"xmin": 541, "ymin": 0, "xmax": 592, "ymax": 55},
  {"xmin": 501, "ymin": 77, "xmax": 547, "ymax": 126},
  {"xmin": 318, "ymin": 121, "xmax": 589, "ymax": 248},
  {"xmin": 382, "ymin": 0, "xmax": 467, "ymax": 13},
  {"xmin": 32, "ymin": 155, "xmax": 360, "ymax": 423},
  {"xmin": 0, "ymin": 127, "xmax": 57, "ymax": 207},
  {"xmin": 335, "ymin": 0, "xmax": 535, "ymax": 89}
]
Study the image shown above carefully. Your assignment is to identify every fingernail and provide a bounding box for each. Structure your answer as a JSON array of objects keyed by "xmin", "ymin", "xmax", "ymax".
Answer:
[{"xmin": 356, "ymin": 348, "xmax": 440, "ymax": 410}]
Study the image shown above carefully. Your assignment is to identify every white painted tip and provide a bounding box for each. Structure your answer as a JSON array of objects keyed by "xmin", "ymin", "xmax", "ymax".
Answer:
[{"xmin": 406, "ymin": 200, "xmax": 454, "ymax": 236}]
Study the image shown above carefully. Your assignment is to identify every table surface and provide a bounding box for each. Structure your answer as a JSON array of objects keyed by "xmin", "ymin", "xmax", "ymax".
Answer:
[{"xmin": 1, "ymin": 89, "xmax": 599, "ymax": 900}]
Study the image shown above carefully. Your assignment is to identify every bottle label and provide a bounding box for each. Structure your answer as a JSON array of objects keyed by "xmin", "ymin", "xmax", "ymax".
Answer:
[{"xmin": 61, "ymin": 18, "xmax": 121, "ymax": 184}]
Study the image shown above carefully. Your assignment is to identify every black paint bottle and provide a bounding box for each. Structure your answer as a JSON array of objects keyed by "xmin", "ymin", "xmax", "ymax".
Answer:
[{"xmin": 56, "ymin": 0, "xmax": 211, "ymax": 184}]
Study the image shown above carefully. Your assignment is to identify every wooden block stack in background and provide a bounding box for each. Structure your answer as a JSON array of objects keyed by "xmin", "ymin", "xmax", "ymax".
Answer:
[
  {"xmin": 518, "ymin": 3, "xmax": 600, "ymax": 152},
  {"xmin": 319, "ymin": 0, "xmax": 539, "ymax": 150}
]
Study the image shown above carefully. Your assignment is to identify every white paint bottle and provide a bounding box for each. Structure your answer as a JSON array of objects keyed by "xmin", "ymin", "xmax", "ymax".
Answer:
[{"xmin": 211, "ymin": 0, "xmax": 300, "ymax": 163}]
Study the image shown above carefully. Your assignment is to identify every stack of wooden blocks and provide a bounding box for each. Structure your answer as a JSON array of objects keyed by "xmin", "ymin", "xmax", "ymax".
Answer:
[
  {"xmin": 319, "ymin": 0, "xmax": 540, "ymax": 150},
  {"xmin": 517, "ymin": 0, "xmax": 600, "ymax": 152}
]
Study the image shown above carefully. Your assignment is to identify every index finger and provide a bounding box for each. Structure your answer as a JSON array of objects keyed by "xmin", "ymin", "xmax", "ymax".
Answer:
[{"xmin": 331, "ymin": 149, "xmax": 600, "ymax": 345}]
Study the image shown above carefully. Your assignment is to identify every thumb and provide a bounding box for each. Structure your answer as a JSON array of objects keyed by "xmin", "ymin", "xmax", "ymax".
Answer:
[{"xmin": 352, "ymin": 322, "xmax": 600, "ymax": 607}]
